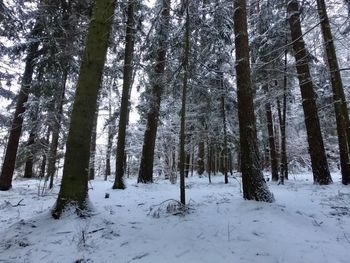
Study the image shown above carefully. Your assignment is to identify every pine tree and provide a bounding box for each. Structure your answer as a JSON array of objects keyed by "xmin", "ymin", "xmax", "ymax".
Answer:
[
  {"xmin": 52, "ymin": 0, "xmax": 117, "ymax": 218},
  {"xmin": 138, "ymin": 0, "xmax": 171, "ymax": 184},
  {"xmin": 179, "ymin": 0, "xmax": 190, "ymax": 205},
  {"xmin": 316, "ymin": 0, "xmax": 350, "ymax": 185},
  {"xmin": 287, "ymin": 0, "xmax": 332, "ymax": 184},
  {"xmin": 113, "ymin": 0, "xmax": 136, "ymax": 189},
  {"xmin": 0, "ymin": 20, "xmax": 42, "ymax": 190},
  {"xmin": 233, "ymin": 0, "xmax": 274, "ymax": 202}
]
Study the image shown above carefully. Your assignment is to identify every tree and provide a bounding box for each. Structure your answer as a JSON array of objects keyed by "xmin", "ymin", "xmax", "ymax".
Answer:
[
  {"xmin": 88, "ymin": 102, "xmax": 99, "ymax": 180},
  {"xmin": 52, "ymin": 0, "xmax": 116, "ymax": 218},
  {"xmin": 0, "ymin": 20, "xmax": 42, "ymax": 190},
  {"xmin": 138, "ymin": 0, "xmax": 171, "ymax": 184},
  {"xmin": 277, "ymin": 48, "xmax": 289, "ymax": 183},
  {"xmin": 316, "ymin": 0, "xmax": 350, "ymax": 185},
  {"xmin": 287, "ymin": 0, "xmax": 332, "ymax": 185},
  {"xmin": 287, "ymin": 0, "xmax": 332, "ymax": 184},
  {"xmin": 113, "ymin": 0, "xmax": 136, "ymax": 189},
  {"xmin": 46, "ymin": 72, "xmax": 68, "ymax": 189},
  {"xmin": 233, "ymin": 0, "xmax": 274, "ymax": 202},
  {"xmin": 264, "ymin": 85, "xmax": 279, "ymax": 181},
  {"xmin": 179, "ymin": 0, "xmax": 190, "ymax": 205}
]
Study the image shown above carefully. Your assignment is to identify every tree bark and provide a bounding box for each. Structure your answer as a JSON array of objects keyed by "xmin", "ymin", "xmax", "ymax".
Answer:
[
  {"xmin": 263, "ymin": 85, "xmax": 279, "ymax": 181},
  {"xmin": 219, "ymin": 72, "xmax": 229, "ymax": 184},
  {"xmin": 113, "ymin": 0, "xmax": 135, "ymax": 189},
  {"xmin": 88, "ymin": 102, "xmax": 99, "ymax": 180},
  {"xmin": 316, "ymin": 0, "xmax": 350, "ymax": 184},
  {"xmin": 277, "ymin": 48, "xmax": 289, "ymax": 183},
  {"xmin": 52, "ymin": 0, "xmax": 116, "ymax": 218},
  {"xmin": 0, "ymin": 22, "xmax": 41, "ymax": 190},
  {"xmin": 179, "ymin": 0, "xmax": 190, "ymax": 205},
  {"xmin": 287, "ymin": 0, "xmax": 332, "ymax": 184},
  {"xmin": 233, "ymin": 0, "xmax": 274, "ymax": 202},
  {"xmin": 105, "ymin": 83, "xmax": 113, "ymax": 180},
  {"xmin": 138, "ymin": 0, "xmax": 171, "ymax": 183}
]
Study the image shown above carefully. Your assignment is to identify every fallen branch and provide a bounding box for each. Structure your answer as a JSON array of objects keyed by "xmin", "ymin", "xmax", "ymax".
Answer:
[
  {"xmin": 88, "ymin": 228, "xmax": 105, "ymax": 234},
  {"xmin": 12, "ymin": 199, "xmax": 25, "ymax": 207}
]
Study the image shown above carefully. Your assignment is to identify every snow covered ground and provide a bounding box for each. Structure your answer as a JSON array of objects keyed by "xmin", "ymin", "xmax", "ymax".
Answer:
[{"xmin": 0, "ymin": 173, "xmax": 349, "ymax": 263}]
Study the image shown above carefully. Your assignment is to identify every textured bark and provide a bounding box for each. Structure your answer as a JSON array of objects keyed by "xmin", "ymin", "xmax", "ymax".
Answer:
[
  {"xmin": 0, "ymin": 22, "xmax": 41, "ymax": 190},
  {"xmin": 88, "ymin": 103, "xmax": 99, "ymax": 180},
  {"xmin": 138, "ymin": 0, "xmax": 171, "ymax": 183},
  {"xmin": 233, "ymin": 0, "xmax": 274, "ymax": 202},
  {"xmin": 105, "ymin": 85, "xmax": 113, "ymax": 180},
  {"xmin": 277, "ymin": 49, "xmax": 289, "ymax": 183},
  {"xmin": 113, "ymin": 0, "xmax": 135, "ymax": 189},
  {"xmin": 179, "ymin": 0, "xmax": 190, "ymax": 205},
  {"xmin": 52, "ymin": 0, "xmax": 116, "ymax": 218},
  {"xmin": 316, "ymin": 0, "xmax": 350, "ymax": 185},
  {"xmin": 263, "ymin": 85, "xmax": 279, "ymax": 181},
  {"xmin": 219, "ymin": 72, "xmax": 229, "ymax": 184},
  {"xmin": 288, "ymin": 0, "xmax": 332, "ymax": 184}
]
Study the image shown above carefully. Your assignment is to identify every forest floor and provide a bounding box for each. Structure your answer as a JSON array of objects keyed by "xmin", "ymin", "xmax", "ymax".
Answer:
[{"xmin": 0, "ymin": 172, "xmax": 349, "ymax": 263}]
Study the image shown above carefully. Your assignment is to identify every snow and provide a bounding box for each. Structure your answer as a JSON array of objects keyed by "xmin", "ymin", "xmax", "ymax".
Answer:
[{"xmin": 0, "ymin": 173, "xmax": 349, "ymax": 263}]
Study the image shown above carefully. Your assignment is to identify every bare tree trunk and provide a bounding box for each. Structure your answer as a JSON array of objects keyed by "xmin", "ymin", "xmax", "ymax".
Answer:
[
  {"xmin": 88, "ymin": 103, "xmax": 99, "ymax": 180},
  {"xmin": 316, "ymin": 0, "xmax": 350, "ymax": 185},
  {"xmin": 105, "ymin": 85, "xmax": 113, "ymax": 180},
  {"xmin": 113, "ymin": 0, "xmax": 135, "ymax": 189},
  {"xmin": 0, "ymin": 22, "xmax": 41, "ymax": 190},
  {"xmin": 46, "ymin": 72, "xmax": 67, "ymax": 189},
  {"xmin": 138, "ymin": 0, "xmax": 171, "ymax": 183},
  {"xmin": 233, "ymin": 0, "xmax": 274, "ymax": 202},
  {"xmin": 219, "ymin": 72, "xmax": 229, "ymax": 184},
  {"xmin": 263, "ymin": 85, "xmax": 279, "ymax": 181},
  {"xmin": 277, "ymin": 47, "xmax": 289, "ymax": 184},
  {"xmin": 53, "ymin": 0, "xmax": 116, "ymax": 218},
  {"xmin": 197, "ymin": 141, "xmax": 205, "ymax": 175},
  {"xmin": 287, "ymin": 0, "xmax": 332, "ymax": 184},
  {"xmin": 23, "ymin": 131, "xmax": 36, "ymax": 178},
  {"xmin": 39, "ymin": 129, "xmax": 50, "ymax": 179},
  {"xmin": 179, "ymin": 0, "xmax": 190, "ymax": 205}
]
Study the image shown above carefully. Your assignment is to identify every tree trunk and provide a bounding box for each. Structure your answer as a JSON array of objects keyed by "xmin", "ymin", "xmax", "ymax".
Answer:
[
  {"xmin": 113, "ymin": 0, "xmax": 135, "ymax": 189},
  {"xmin": 46, "ymin": 72, "xmax": 67, "ymax": 189},
  {"xmin": 105, "ymin": 85, "xmax": 113, "ymax": 180},
  {"xmin": 52, "ymin": 0, "xmax": 116, "ymax": 218},
  {"xmin": 263, "ymin": 85, "xmax": 279, "ymax": 181},
  {"xmin": 197, "ymin": 141, "xmax": 205, "ymax": 175},
  {"xmin": 39, "ymin": 129, "xmax": 50, "ymax": 179},
  {"xmin": 88, "ymin": 103, "xmax": 99, "ymax": 180},
  {"xmin": 277, "ymin": 44, "xmax": 289, "ymax": 183},
  {"xmin": 287, "ymin": 0, "xmax": 332, "ymax": 184},
  {"xmin": 288, "ymin": 0, "xmax": 332, "ymax": 184},
  {"xmin": 219, "ymin": 72, "xmax": 229, "ymax": 184},
  {"xmin": 316, "ymin": 0, "xmax": 350, "ymax": 185},
  {"xmin": 23, "ymin": 131, "xmax": 36, "ymax": 178},
  {"xmin": 0, "ymin": 23, "xmax": 41, "ymax": 190},
  {"xmin": 138, "ymin": 0, "xmax": 171, "ymax": 184},
  {"xmin": 179, "ymin": 0, "xmax": 190, "ymax": 205},
  {"xmin": 233, "ymin": 0, "xmax": 274, "ymax": 202}
]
